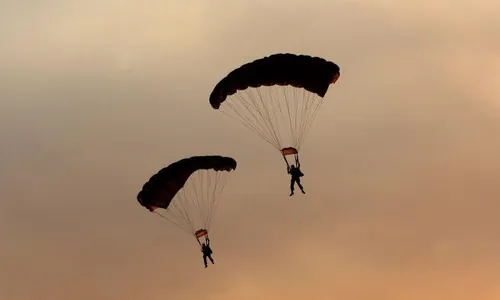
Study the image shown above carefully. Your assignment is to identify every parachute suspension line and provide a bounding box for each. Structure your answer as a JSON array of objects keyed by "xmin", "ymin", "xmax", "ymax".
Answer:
[
  {"xmin": 289, "ymin": 87, "xmax": 299, "ymax": 147},
  {"xmin": 161, "ymin": 173, "xmax": 202, "ymax": 235},
  {"xmin": 281, "ymin": 86, "xmax": 298, "ymax": 148},
  {"xmin": 156, "ymin": 172, "xmax": 209, "ymax": 235},
  {"xmin": 166, "ymin": 195, "xmax": 197, "ymax": 234},
  {"xmin": 176, "ymin": 171, "xmax": 210, "ymax": 233},
  {"xmin": 205, "ymin": 171, "xmax": 229, "ymax": 231},
  {"xmin": 294, "ymin": 89, "xmax": 310, "ymax": 150},
  {"xmin": 276, "ymin": 86, "xmax": 301, "ymax": 148},
  {"xmin": 262, "ymin": 85, "xmax": 323, "ymax": 151},
  {"xmin": 222, "ymin": 95, "xmax": 278, "ymax": 149},
  {"xmin": 235, "ymin": 90, "xmax": 277, "ymax": 145},
  {"xmin": 294, "ymin": 89, "xmax": 304, "ymax": 148},
  {"xmin": 219, "ymin": 85, "xmax": 326, "ymax": 152},
  {"xmin": 247, "ymin": 88, "xmax": 282, "ymax": 148},
  {"xmin": 293, "ymin": 89, "xmax": 312, "ymax": 150},
  {"xmin": 175, "ymin": 181, "xmax": 201, "ymax": 232},
  {"xmin": 159, "ymin": 189, "xmax": 197, "ymax": 233},
  {"xmin": 299, "ymin": 90, "xmax": 325, "ymax": 149},
  {"xmin": 153, "ymin": 210, "xmax": 193, "ymax": 235},
  {"xmin": 198, "ymin": 170, "xmax": 212, "ymax": 229},
  {"xmin": 221, "ymin": 89, "xmax": 282, "ymax": 150},
  {"xmin": 265, "ymin": 87, "xmax": 286, "ymax": 148},
  {"xmin": 241, "ymin": 88, "xmax": 278, "ymax": 148},
  {"xmin": 277, "ymin": 85, "xmax": 323, "ymax": 150},
  {"xmin": 282, "ymin": 153, "xmax": 290, "ymax": 168},
  {"xmin": 166, "ymin": 170, "xmax": 230, "ymax": 234},
  {"xmin": 291, "ymin": 88, "xmax": 324, "ymax": 152},
  {"xmin": 185, "ymin": 171, "xmax": 206, "ymax": 231},
  {"xmin": 249, "ymin": 86, "xmax": 290, "ymax": 149}
]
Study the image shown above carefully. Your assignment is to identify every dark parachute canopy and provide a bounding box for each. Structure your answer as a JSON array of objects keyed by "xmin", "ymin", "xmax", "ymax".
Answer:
[
  {"xmin": 138, "ymin": 156, "xmax": 237, "ymax": 211},
  {"xmin": 210, "ymin": 53, "xmax": 340, "ymax": 109},
  {"xmin": 137, "ymin": 155, "xmax": 237, "ymax": 240},
  {"xmin": 209, "ymin": 53, "xmax": 340, "ymax": 166}
]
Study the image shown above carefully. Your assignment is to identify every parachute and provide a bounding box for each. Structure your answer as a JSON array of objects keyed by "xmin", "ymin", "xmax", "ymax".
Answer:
[
  {"xmin": 137, "ymin": 155, "xmax": 237, "ymax": 243},
  {"xmin": 209, "ymin": 53, "xmax": 340, "ymax": 167}
]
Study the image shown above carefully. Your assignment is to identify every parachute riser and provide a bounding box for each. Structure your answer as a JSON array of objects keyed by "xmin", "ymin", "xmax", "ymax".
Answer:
[
  {"xmin": 282, "ymin": 153, "xmax": 289, "ymax": 168},
  {"xmin": 282, "ymin": 154, "xmax": 300, "ymax": 166}
]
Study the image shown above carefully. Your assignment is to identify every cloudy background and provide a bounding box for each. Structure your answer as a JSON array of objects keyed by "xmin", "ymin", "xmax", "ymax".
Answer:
[{"xmin": 1, "ymin": 0, "xmax": 499, "ymax": 299}]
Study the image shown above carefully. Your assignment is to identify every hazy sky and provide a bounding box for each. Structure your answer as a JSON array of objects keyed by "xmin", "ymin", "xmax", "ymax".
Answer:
[{"xmin": 1, "ymin": 0, "xmax": 500, "ymax": 299}]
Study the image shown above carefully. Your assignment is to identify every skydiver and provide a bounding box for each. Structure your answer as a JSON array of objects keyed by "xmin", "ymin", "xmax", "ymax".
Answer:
[
  {"xmin": 288, "ymin": 163, "xmax": 305, "ymax": 196},
  {"xmin": 201, "ymin": 238, "xmax": 214, "ymax": 268}
]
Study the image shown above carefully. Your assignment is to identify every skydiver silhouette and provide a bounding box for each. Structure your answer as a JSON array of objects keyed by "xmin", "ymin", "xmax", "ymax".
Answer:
[
  {"xmin": 287, "ymin": 163, "xmax": 305, "ymax": 196},
  {"xmin": 201, "ymin": 238, "xmax": 214, "ymax": 268}
]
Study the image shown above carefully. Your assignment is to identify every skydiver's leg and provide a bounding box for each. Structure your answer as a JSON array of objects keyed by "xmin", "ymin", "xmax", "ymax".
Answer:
[
  {"xmin": 296, "ymin": 178, "xmax": 305, "ymax": 193},
  {"xmin": 290, "ymin": 179, "xmax": 295, "ymax": 196},
  {"xmin": 203, "ymin": 255, "xmax": 208, "ymax": 267},
  {"xmin": 208, "ymin": 255, "xmax": 214, "ymax": 264}
]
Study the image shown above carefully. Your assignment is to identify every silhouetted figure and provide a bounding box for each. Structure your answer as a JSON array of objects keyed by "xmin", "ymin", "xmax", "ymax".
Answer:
[
  {"xmin": 201, "ymin": 238, "xmax": 214, "ymax": 268},
  {"xmin": 288, "ymin": 163, "xmax": 305, "ymax": 196}
]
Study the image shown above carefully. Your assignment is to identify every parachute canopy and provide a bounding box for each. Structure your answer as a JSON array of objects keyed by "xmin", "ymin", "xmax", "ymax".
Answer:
[
  {"xmin": 137, "ymin": 155, "xmax": 237, "ymax": 237},
  {"xmin": 209, "ymin": 53, "xmax": 340, "ymax": 158},
  {"xmin": 138, "ymin": 155, "xmax": 236, "ymax": 211},
  {"xmin": 210, "ymin": 53, "xmax": 340, "ymax": 109}
]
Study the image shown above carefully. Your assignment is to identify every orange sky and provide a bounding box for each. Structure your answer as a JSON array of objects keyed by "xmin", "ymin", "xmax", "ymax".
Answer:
[{"xmin": 1, "ymin": 1, "xmax": 500, "ymax": 299}]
